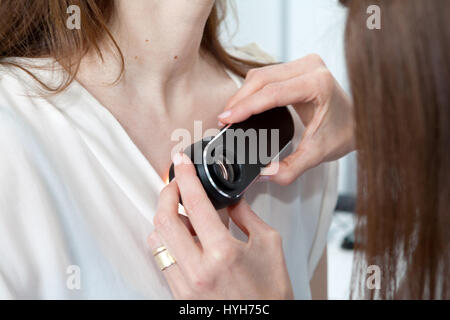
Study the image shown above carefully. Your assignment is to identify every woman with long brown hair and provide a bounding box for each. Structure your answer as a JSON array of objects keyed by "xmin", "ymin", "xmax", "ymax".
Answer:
[
  {"xmin": 149, "ymin": 0, "xmax": 449, "ymax": 299},
  {"xmin": 0, "ymin": 1, "xmax": 337, "ymax": 299}
]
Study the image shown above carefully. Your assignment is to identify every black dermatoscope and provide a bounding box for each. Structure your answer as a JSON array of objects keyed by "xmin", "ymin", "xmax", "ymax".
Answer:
[{"xmin": 168, "ymin": 106, "xmax": 295, "ymax": 209}]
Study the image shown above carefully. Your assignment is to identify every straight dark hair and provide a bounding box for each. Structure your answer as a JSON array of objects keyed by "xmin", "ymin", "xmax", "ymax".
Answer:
[{"xmin": 342, "ymin": 0, "xmax": 449, "ymax": 299}]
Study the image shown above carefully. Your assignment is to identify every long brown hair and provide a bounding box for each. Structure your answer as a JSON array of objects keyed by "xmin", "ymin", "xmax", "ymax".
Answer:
[
  {"xmin": 342, "ymin": 0, "xmax": 449, "ymax": 299},
  {"xmin": 0, "ymin": 0, "xmax": 265, "ymax": 93}
]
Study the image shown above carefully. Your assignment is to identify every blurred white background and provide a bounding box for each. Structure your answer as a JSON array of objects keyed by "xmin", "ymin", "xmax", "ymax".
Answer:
[{"xmin": 222, "ymin": 0, "xmax": 358, "ymax": 299}]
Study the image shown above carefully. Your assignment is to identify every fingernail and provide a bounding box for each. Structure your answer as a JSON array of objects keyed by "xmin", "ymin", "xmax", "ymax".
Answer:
[
  {"xmin": 257, "ymin": 175, "xmax": 272, "ymax": 182},
  {"xmin": 260, "ymin": 166, "xmax": 272, "ymax": 176},
  {"xmin": 218, "ymin": 110, "xmax": 232, "ymax": 119},
  {"xmin": 172, "ymin": 152, "xmax": 183, "ymax": 166},
  {"xmin": 218, "ymin": 121, "xmax": 225, "ymax": 127},
  {"xmin": 261, "ymin": 163, "xmax": 278, "ymax": 176}
]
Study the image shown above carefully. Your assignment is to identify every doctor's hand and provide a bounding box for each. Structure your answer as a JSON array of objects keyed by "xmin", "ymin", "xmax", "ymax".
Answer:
[
  {"xmin": 148, "ymin": 152, "xmax": 294, "ymax": 300},
  {"xmin": 219, "ymin": 54, "xmax": 355, "ymax": 185}
]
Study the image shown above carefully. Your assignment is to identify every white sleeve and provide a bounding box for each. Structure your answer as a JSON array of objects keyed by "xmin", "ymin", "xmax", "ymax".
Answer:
[
  {"xmin": 0, "ymin": 109, "xmax": 28, "ymax": 299},
  {"xmin": 0, "ymin": 106, "xmax": 68, "ymax": 299},
  {"xmin": 307, "ymin": 161, "xmax": 339, "ymax": 279},
  {"xmin": 0, "ymin": 273, "xmax": 14, "ymax": 299},
  {"xmin": 0, "ymin": 107, "xmax": 42, "ymax": 299}
]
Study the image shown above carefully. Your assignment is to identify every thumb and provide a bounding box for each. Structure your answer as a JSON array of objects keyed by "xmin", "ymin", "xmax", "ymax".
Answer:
[{"xmin": 261, "ymin": 143, "xmax": 321, "ymax": 186}]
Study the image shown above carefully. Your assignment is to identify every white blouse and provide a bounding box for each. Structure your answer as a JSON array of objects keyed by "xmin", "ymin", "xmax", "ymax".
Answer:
[{"xmin": 0, "ymin": 46, "xmax": 338, "ymax": 299}]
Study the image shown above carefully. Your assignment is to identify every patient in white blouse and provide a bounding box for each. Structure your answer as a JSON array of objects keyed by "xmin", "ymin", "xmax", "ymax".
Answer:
[{"xmin": 0, "ymin": 0, "xmax": 338, "ymax": 299}]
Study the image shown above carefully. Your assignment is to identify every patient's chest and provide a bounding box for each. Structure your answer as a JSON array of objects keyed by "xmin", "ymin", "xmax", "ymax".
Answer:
[{"xmin": 78, "ymin": 74, "xmax": 238, "ymax": 181}]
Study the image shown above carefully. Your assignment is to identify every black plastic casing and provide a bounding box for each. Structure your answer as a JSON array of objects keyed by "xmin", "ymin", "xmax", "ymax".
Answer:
[{"xmin": 169, "ymin": 106, "xmax": 295, "ymax": 209}]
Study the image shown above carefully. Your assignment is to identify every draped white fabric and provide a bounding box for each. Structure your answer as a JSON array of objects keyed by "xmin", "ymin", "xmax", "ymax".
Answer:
[{"xmin": 0, "ymin": 47, "xmax": 338, "ymax": 299}]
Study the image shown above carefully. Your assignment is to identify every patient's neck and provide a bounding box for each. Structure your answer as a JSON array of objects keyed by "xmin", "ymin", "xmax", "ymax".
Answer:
[
  {"xmin": 111, "ymin": 0, "xmax": 214, "ymax": 79},
  {"xmin": 79, "ymin": 0, "xmax": 218, "ymax": 114}
]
